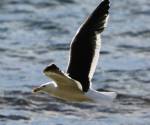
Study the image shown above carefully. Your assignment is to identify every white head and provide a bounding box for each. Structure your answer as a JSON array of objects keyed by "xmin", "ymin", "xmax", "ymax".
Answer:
[{"xmin": 32, "ymin": 82, "xmax": 57, "ymax": 94}]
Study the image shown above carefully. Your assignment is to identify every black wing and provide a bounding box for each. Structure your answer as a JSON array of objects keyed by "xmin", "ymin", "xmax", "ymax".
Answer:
[{"xmin": 67, "ymin": 0, "xmax": 110, "ymax": 92}]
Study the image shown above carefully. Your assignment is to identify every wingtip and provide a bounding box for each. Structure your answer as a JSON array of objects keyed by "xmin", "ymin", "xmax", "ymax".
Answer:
[
  {"xmin": 87, "ymin": 0, "xmax": 110, "ymax": 32},
  {"xmin": 43, "ymin": 63, "xmax": 59, "ymax": 73},
  {"xmin": 101, "ymin": 0, "xmax": 110, "ymax": 10},
  {"xmin": 103, "ymin": 0, "xmax": 110, "ymax": 4},
  {"xmin": 91, "ymin": 0, "xmax": 110, "ymax": 18}
]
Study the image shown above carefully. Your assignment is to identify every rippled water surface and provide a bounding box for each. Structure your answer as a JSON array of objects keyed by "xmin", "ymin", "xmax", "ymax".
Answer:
[{"xmin": 0, "ymin": 0, "xmax": 150, "ymax": 125}]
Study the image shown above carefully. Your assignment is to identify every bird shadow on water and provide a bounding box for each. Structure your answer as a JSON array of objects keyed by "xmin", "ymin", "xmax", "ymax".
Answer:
[{"xmin": 1, "ymin": 89, "xmax": 150, "ymax": 121}]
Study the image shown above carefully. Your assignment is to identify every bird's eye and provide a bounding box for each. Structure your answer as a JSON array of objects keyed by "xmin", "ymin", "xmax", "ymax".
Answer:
[{"xmin": 42, "ymin": 85, "xmax": 46, "ymax": 88}]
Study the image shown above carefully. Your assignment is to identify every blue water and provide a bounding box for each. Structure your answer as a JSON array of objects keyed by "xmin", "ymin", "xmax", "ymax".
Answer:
[{"xmin": 0, "ymin": 0, "xmax": 150, "ymax": 125}]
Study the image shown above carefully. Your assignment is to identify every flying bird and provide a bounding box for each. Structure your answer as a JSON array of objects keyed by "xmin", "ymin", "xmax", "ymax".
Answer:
[{"xmin": 33, "ymin": 0, "xmax": 117, "ymax": 103}]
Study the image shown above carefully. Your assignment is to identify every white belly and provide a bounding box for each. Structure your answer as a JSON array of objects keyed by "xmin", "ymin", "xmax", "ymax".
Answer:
[
  {"xmin": 50, "ymin": 87, "xmax": 93, "ymax": 102},
  {"xmin": 50, "ymin": 87, "xmax": 116, "ymax": 103}
]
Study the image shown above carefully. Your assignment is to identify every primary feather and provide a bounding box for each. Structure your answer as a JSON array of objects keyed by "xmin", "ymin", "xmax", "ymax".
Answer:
[{"xmin": 67, "ymin": 0, "xmax": 110, "ymax": 92}]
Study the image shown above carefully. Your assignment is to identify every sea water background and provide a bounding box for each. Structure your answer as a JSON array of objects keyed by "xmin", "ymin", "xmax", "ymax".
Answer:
[{"xmin": 0, "ymin": 0, "xmax": 150, "ymax": 125}]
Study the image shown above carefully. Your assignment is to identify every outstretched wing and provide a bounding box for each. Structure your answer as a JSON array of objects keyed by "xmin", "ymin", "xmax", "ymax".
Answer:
[
  {"xmin": 43, "ymin": 64, "xmax": 82, "ymax": 91},
  {"xmin": 67, "ymin": 0, "xmax": 110, "ymax": 92}
]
